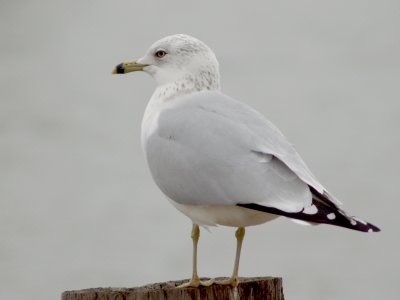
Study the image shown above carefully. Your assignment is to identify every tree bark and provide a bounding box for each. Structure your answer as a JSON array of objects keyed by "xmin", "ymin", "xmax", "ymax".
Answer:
[{"xmin": 62, "ymin": 277, "xmax": 284, "ymax": 300}]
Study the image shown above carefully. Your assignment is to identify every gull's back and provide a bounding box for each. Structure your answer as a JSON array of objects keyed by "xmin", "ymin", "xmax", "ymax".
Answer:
[{"xmin": 143, "ymin": 90, "xmax": 325, "ymax": 213}]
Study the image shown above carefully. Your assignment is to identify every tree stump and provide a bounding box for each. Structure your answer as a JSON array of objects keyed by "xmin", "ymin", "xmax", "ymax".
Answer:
[{"xmin": 62, "ymin": 277, "xmax": 284, "ymax": 300}]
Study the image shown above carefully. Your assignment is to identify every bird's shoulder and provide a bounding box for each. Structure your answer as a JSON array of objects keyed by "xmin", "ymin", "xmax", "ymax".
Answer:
[{"xmin": 159, "ymin": 90, "xmax": 287, "ymax": 143}]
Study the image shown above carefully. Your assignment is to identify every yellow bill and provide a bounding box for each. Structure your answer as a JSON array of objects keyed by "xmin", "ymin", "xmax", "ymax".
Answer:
[{"xmin": 112, "ymin": 61, "xmax": 149, "ymax": 74}]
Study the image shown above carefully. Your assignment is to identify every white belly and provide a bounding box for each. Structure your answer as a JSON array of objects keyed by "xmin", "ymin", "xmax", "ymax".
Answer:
[{"xmin": 168, "ymin": 198, "xmax": 279, "ymax": 227}]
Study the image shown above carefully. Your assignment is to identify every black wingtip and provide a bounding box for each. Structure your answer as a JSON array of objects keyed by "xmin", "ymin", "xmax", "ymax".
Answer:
[
  {"xmin": 345, "ymin": 215, "xmax": 381, "ymax": 233},
  {"xmin": 365, "ymin": 222, "xmax": 381, "ymax": 233},
  {"xmin": 238, "ymin": 202, "xmax": 381, "ymax": 233}
]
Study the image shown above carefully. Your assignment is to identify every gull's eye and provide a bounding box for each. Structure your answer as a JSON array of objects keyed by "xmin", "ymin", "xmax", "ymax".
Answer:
[{"xmin": 154, "ymin": 50, "xmax": 167, "ymax": 58}]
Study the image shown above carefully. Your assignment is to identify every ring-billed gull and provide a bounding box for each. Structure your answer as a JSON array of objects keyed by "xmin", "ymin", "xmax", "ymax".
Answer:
[{"xmin": 112, "ymin": 34, "xmax": 380, "ymax": 288}]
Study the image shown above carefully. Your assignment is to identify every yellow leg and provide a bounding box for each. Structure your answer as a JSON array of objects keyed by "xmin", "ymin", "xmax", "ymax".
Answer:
[
  {"xmin": 177, "ymin": 224, "xmax": 214, "ymax": 288},
  {"xmin": 216, "ymin": 227, "xmax": 245, "ymax": 287}
]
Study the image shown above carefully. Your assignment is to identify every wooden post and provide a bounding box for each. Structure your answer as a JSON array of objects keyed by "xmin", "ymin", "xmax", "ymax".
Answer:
[{"xmin": 62, "ymin": 277, "xmax": 284, "ymax": 300}]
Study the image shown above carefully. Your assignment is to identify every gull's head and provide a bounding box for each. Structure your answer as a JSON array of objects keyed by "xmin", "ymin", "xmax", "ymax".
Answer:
[{"xmin": 113, "ymin": 34, "xmax": 220, "ymax": 91}]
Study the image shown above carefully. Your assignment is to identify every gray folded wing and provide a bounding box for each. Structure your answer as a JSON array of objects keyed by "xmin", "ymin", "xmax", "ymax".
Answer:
[{"xmin": 146, "ymin": 90, "xmax": 340, "ymax": 213}]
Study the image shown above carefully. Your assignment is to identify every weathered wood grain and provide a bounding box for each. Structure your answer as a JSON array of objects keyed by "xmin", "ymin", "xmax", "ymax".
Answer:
[{"xmin": 62, "ymin": 277, "xmax": 284, "ymax": 300}]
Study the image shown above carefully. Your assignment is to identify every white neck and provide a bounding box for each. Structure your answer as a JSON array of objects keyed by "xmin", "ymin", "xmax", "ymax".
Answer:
[{"xmin": 151, "ymin": 69, "xmax": 220, "ymax": 103}]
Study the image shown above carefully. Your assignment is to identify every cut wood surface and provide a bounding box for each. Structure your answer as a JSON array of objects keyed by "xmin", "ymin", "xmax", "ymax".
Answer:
[{"xmin": 62, "ymin": 277, "xmax": 284, "ymax": 300}]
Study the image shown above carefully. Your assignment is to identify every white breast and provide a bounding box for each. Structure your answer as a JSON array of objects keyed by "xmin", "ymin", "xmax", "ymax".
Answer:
[{"xmin": 141, "ymin": 92, "xmax": 166, "ymax": 154}]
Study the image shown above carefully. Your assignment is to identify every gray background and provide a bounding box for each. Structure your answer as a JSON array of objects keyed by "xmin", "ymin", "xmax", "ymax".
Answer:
[{"xmin": 1, "ymin": 1, "xmax": 399, "ymax": 299}]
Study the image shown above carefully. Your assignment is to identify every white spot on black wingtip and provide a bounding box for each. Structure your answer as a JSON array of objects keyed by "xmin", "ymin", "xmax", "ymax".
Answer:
[
  {"xmin": 327, "ymin": 213, "xmax": 336, "ymax": 220},
  {"xmin": 303, "ymin": 205, "xmax": 318, "ymax": 215},
  {"xmin": 368, "ymin": 229, "xmax": 373, "ymax": 233},
  {"xmin": 350, "ymin": 219, "xmax": 357, "ymax": 226}
]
